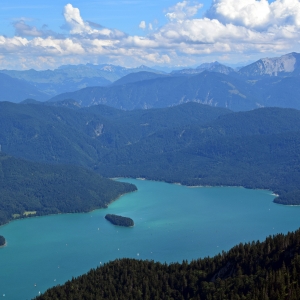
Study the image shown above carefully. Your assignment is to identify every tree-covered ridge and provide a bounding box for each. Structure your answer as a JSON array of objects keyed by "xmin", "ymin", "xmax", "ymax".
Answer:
[
  {"xmin": 1, "ymin": 102, "xmax": 300, "ymax": 205},
  {"xmin": 35, "ymin": 227, "xmax": 300, "ymax": 300},
  {"xmin": 95, "ymin": 108, "xmax": 300, "ymax": 205},
  {"xmin": 0, "ymin": 101, "xmax": 230, "ymax": 167},
  {"xmin": 0, "ymin": 235, "xmax": 5, "ymax": 246},
  {"xmin": 0, "ymin": 153, "xmax": 137, "ymax": 225},
  {"xmin": 105, "ymin": 214, "xmax": 134, "ymax": 227}
]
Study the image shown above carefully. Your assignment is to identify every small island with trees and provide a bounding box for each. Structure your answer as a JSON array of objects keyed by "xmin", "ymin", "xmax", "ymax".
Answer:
[
  {"xmin": 105, "ymin": 214, "xmax": 134, "ymax": 227},
  {"xmin": 0, "ymin": 235, "xmax": 6, "ymax": 247}
]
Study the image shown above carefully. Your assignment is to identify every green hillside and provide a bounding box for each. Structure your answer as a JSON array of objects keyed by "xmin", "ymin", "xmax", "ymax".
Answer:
[
  {"xmin": 0, "ymin": 153, "xmax": 136, "ymax": 225},
  {"xmin": 0, "ymin": 101, "xmax": 230, "ymax": 165},
  {"xmin": 35, "ymin": 227, "xmax": 300, "ymax": 300},
  {"xmin": 1, "ymin": 102, "xmax": 300, "ymax": 205},
  {"xmin": 94, "ymin": 108, "xmax": 300, "ymax": 205}
]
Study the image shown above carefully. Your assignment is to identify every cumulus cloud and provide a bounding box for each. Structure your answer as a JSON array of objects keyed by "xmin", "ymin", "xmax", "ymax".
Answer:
[
  {"xmin": 206, "ymin": 0, "xmax": 300, "ymax": 29},
  {"xmin": 62, "ymin": 4, "xmax": 126, "ymax": 40},
  {"xmin": 2, "ymin": 1, "xmax": 300, "ymax": 70}
]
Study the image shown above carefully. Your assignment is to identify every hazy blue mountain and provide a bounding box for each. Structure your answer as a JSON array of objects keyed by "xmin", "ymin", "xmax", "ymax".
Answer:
[
  {"xmin": 0, "ymin": 67, "xmax": 112, "ymax": 97},
  {"xmin": 238, "ymin": 52, "xmax": 300, "ymax": 78},
  {"xmin": 48, "ymin": 71, "xmax": 261, "ymax": 111},
  {"xmin": 171, "ymin": 61, "xmax": 235, "ymax": 75},
  {"xmin": 111, "ymin": 71, "xmax": 169, "ymax": 86},
  {"xmin": 251, "ymin": 76, "xmax": 300, "ymax": 109},
  {"xmin": 0, "ymin": 64, "xmax": 163, "ymax": 97},
  {"xmin": 0, "ymin": 73, "xmax": 48, "ymax": 102}
]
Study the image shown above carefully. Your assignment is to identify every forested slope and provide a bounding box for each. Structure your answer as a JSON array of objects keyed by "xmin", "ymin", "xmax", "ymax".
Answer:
[
  {"xmin": 0, "ymin": 101, "xmax": 230, "ymax": 165},
  {"xmin": 95, "ymin": 108, "xmax": 300, "ymax": 205},
  {"xmin": 1, "ymin": 102, "xmax": 300, "ymax": 205},
  {"xmin": 0, "ymin": 153, "xmax": 136, "ymax": 225},
  {"xmin": 35, "ymin": 228, "xmax": 300, "ymax": 300}
]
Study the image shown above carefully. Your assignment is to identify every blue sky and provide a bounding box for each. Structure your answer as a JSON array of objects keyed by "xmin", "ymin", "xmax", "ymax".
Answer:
[
  {"xmin": 0, "ymin": 0, "xmax": 298, "ymax": 70},
  {"xmin": 0, "ymin": 1, "xmax": 212, "ymax": 35}
]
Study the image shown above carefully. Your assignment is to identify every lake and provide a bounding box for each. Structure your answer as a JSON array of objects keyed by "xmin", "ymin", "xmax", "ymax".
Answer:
[{"xmin": 1, "ymin": 178, "xmax": 300, "ymax": 299}]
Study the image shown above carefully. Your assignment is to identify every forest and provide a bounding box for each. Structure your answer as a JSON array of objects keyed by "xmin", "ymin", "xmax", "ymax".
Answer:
[
  {"xmin": 1, "ymin": 102, "xmax": 300, "ymax": 205},
  {"xmin": 35, "ymin": 227, "xmax": 300, "ymax": 300},
  {"xmin": 0, "ymin": 153, "xmax": 137, "ymax": 225},
  {"xmin": 0, "ymin": 101, "xmax": 300, "ymax": 228}
]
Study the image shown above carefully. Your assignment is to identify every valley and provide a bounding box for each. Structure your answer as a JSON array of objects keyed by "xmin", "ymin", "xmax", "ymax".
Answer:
[{"xmin": 1, "ymin": 51, "xmax": 300, "ymax": 299}]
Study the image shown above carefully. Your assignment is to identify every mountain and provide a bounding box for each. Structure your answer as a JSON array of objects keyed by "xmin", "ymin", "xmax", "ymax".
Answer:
[
  {"xmin": 0, "ymin": 73, "xmax": 48, "ymax": 102},
  {"xmin": 93, "ymin": 107, "xmax": 300, "ymax": 205},
  {"xmin": 171, "ymin": 61, "xmax": 235, "ymax": 75},
  {"xmin": 48, "ymin": 71, "xmax": 261, "ymax": 111},
  {"xmin": 35, "ymin": 228, "xmax": 300, "ymax": 300},
  {"xmin": 0, "ymin": 101, "xmax": 230, "ymax": 166},
  {"xmin": 0, "ymin": 64, "xmax": 163, "ymax": 97},
  {"xmin": 1, "ymin": 101, "xmax": 300, "ymax": 205},
  {"xmin": 0, "ymin": 101, "xmax": 120, "ymax": 167},
  {"xmin": 251, "ymin": 76, "xmax": 300, "ymax": 109},
  {"xmin": 111, "ymin": 71, "xmax": 169, "ymax": 86},
  {"xmin": 0, "ymin": 152, "xmax": 136, "ymax": 225},
  {"xmin": 239, "ymin": 52, "xmax": 300, "ymax": 78}
]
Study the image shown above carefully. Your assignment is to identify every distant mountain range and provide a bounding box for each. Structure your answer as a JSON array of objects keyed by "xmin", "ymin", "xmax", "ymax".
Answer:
[
  {"xmin": 48, "ymin": 71, "xmax": 262, "ymax": 111},
  {"xmin": 46, "ymin": 68, "xmax": 300, "ymax": 111},
  {"xmin": 2, "ymin": 52, "xmax": 300, "ymax": 111},
  {"xmin": 0, "ymin": 73, "xmax": 48, "ymax": 102},
  {"xmin": 0, "ymin": 64, "xmax": 163, "ymax": 98}
]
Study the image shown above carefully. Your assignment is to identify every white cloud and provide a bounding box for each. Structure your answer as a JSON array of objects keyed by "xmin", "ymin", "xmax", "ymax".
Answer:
[
  {"xmin": 139, "ymin": 21, "xmax": 146, "ymax": 29},
  {"xmin": 2, "ymin": 1, "xmax": 300, "ymax": 70},
  {"xmin": 206, "ymin": 0, "xmax": 300, "ymax": 29},
  {"xmin": 63, "ymin": 4, "xmax": 126, "ymax": 40},
  {"xmin": 165, "ymin": 1, "xmax": 203, "ymax": 21},
  {"xmin": 63, "ymin": 4, "xmax": 87, "ymax": 34}
]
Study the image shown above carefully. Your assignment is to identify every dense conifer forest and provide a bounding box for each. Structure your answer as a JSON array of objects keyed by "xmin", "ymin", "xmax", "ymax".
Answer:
[
  {"xmin": 35, "ymin": 227, "xmax": 300, "ymax": 300},
  {"xmin": 0, "ymin": 153, "xmax": 137, "ymax": 225},
  {"xmin": 1, "ymin": 102, "xmax": 300, "ymax": 205}
]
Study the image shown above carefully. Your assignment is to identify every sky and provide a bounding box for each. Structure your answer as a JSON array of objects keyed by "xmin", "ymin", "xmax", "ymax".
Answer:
[{"xmin": 0, "ymin": 0, "xmax": 300, "ymax": 70}]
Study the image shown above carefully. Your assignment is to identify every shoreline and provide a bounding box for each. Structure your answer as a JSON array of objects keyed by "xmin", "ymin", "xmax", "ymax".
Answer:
[
  {"xmin": 0, "ymin": 189, "xmax": 137, "ymax": 229},
  {"xmin": 0, "ymin": 179, "xmax": 294, "ymax": 231},
  {"xmin": 0, "ymin": 242, "xmax": 7, "ymax": 248}
]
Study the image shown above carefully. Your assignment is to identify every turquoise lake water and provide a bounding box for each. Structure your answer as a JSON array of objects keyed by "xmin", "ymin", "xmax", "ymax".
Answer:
[{"xmin": 1, "ymin": 178, "xmax": 300, "ymax": 300}]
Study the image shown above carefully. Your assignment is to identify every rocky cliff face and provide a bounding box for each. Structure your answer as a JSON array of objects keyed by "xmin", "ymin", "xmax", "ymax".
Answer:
[{"xmin": 239, "ymin": 52, "xmax": 300, "ymax": 77}]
